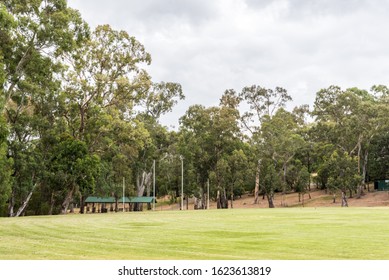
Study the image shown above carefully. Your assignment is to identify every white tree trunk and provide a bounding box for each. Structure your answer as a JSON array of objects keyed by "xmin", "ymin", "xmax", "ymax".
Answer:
[
  {"xmin": 8, "ymin": 189, "xmax": 15, "ymax": 217},
  {"xmin": 61, "ymin": 186, "xmax": 74, "ymax": 214},
  {"xmin": 134, "ymin": 171, "xmax": 152, "ymax": 211},
  {"xmin": 253, "ymin": 160, "xmax": 261, "ymax": 204},
  {"xmin": 341, "ymin": 191, "xmax": 348, "ymax": 207},
  {"xmin": 14, "ymin": 183, "xmax": 37, "ymax": 217},
  {"xmin": 136, "ymin": 171, "xmax": 152, "ymax": 196},
  {"xmin": 357, "ymin": 151, "xmax": 368, "ymax": 198}
]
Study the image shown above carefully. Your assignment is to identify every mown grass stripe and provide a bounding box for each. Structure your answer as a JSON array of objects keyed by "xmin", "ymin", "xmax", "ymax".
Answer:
[{"xmin": 0, "ymin": 208, "xmax": 388, "ymax": 260}]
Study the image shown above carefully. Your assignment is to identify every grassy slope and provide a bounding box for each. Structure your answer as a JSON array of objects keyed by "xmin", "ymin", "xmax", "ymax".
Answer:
[{"xmin": 0, "ymin": 208, "xmax": 388, "ymax": 260}]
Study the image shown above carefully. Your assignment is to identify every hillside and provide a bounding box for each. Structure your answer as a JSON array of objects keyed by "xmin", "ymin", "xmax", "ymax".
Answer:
[{"xmin": 158, "ymin": 188, "xmax": 389, "ymax": 211}]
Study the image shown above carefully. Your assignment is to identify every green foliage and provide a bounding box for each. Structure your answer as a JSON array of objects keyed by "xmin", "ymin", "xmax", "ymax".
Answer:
[
  {"xmin": 0, "ymin": 5, "xmax": 12, "ymax": 201},
  {"xmin": 258, "ymin": 160, "xmax": 281, "ymax": 208},
  {"xmin": 50, "ymin": 134, "xmax": 100, "ymax": 195},
  {"xmin": 139, "ymin": 82, "xmax": 184, "ymax": 119},
  {"xmin": 179, "ymin": 101, "xmax": 243, "ymax": 202},
  {"xmin": 316, "ymin": 159, "xmax": 331, "ymax": 190},
  {"xmin": 0, "ymin": 3, "xmax": 15, "ymax": 106},
  {"xmin": 311, "ymin": 85, "xmax": 388, "ymax": 199},
  {"xmin": 327, "ymin": 150, "xmax": 361, "ymax": 195},
  {"xmin": 63, "ymin": 24, "xmax": 151, "ymax": 118},
  {"xmin": 241, "ymin": 85, "xmax": 292, "ymax": 119},
  {"xmin": 3, "ymin": 0, "xmax": 88, "ymax": 55},
  {"xmin": 0, "ymin": 118, "xmax": 12, "ymax": 211},
  {"xmin": 286, "ymin": 161, "xmax": 310, "ymax": 194},
  {"xmin": 1, "ymin": 0, "xmax": 90, "ymax": 216},
  {"xmin": 367, "ymin": 131, "xmax": 389, "ymax": 181}
]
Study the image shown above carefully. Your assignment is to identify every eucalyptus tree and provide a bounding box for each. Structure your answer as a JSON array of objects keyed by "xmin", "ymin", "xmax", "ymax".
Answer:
[
  {"xmin": 368, "ymin": 85, "xmax": 389, "ymax": 183},
  {"xmin": 326, "ymin": 150, "xmax": 361, "ymax": 206},
  {"xmin": 257, "ymin": 108, "xmax": 306, "ymax": 207},
  {"xmin": 223, "ymin": 148, "xmax": 250, "ymax": 208},
  {"xmin": 61, "ymin": 24, "xmax": 151, "ymax": 140},
  {"xmin": 179, "ymin": 91, "xmax": 242, "ymax": 208},
  {"xmin": 46, "ymin": 134, "xmax": 100, "ymax": 214},
  {"xmin": 239, "ymin": 85, "xmax": 293, "ymax": 204},
  {"xmin": 131, "ymin": 81, "xmax": 183, "ymax": 210},
  {"xmin": 312, "ymin": 86, "xmax": 385, "ymax": 198},
  {"xmin": 156, "ymin": 131, "xmax": 183, "ymax": 199},
  {"xmin": 259, "ymin": 159, "xmax": 281, "ymax": 208},
  {"xmin": 61, "ymin": 26, "xmax": 184, "ymax": 211},
  {"xmin": 0, "ymin": 117, "xmax": 11, "ymax": 215},
  {"xmin": 0, "ymin": 6, "xmax": 13, "ymax": 213},
  {"xmin": 1, "ymin": 0, "xmax": 88, "ymax": 216},
  {"xmin": 59, "ymin": 24, "xmax": 153, "ymax": 212},
  {"xmin": 240, "ymin": 85, "xmax": 292, "ymax": 134},
  {"xmin": 368, "ymin": 131, "xmax": 389, "ymax": 183},
  {"xmin": 285, "ymin": 160, "xmax": 310, "ymax": 203},
  {"xmin": 138, "ymin": 82, "xmax": 184, "ymax": 120},
  {"xmin": 209, "ymin": 147, "xmax": 252, "ymax": 209},
  {"xmin": 179, "ymin": 105, "xmax": 222, "ymax": 208},
  {"xmin": 1, "ymin": 0, "xmax": 87, "ymax": 109}
]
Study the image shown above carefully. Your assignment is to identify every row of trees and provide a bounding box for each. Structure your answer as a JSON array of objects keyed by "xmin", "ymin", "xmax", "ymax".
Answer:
[
  {"xmin": 179, "ymin": 84, "xmax": 389, "ymax": 209},
  {"xmin": 1, "ymin": 0, "xmax": 389, "ymax": 216},
  {"xmin": 0, "ymin": 0, "xmax": 185, "ymax": 216}
]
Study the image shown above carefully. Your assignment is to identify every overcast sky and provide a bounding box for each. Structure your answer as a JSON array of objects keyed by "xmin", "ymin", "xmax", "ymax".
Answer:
[{"xmin": 67, "ymin": 0, "xmax": 389, "ymax": 129}]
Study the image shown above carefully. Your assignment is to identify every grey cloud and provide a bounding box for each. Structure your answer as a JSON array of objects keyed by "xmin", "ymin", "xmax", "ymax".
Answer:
[
  {"xmin": 130, "ymin": 0, "xmax": 219, "ymax": 23},
  {"xmin": 287, "ymin": 0, "xmax": 370, "ymax": 16},
  {"xmin": 70, "ymin": 0, "xmax": 219, "ymax": 31},
  {"xmin": 67, "ymin": 0, "xmax": 389, "ymax": 128},
  {"xmin": 243, "ymin": 0, "xmax": 272, "ymax": 10},
  {"xmin": 244, "ymin": 0, "xmax": 382, "ymax": 18}
]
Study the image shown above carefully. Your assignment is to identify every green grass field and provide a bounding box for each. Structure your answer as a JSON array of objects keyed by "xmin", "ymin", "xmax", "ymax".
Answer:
[{"xmin": 0, "ymin": 208, "xmax": 388, "ymax": 260}]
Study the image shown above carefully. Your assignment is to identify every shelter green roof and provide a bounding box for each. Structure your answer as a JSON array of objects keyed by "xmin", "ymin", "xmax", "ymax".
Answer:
[
  {"xmin": 129, "ymin": 197, "xmax": 156, "ymax": 203},
  {"xmin": 85, "ymin": 196, "xmax": 127, "ymax": 203},
  {"xmin": 85, "ymin": 196, "xmax": 156, "ymax": 203}
]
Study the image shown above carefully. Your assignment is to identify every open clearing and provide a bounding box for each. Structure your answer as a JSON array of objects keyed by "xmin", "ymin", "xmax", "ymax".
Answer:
[
  {"xmin": 160, "ymin": 188, "xmax": 389, "ymax": 210},
  {"xmin": 1, "ymin": 208, "xmax": 389, "ymax": 260}
]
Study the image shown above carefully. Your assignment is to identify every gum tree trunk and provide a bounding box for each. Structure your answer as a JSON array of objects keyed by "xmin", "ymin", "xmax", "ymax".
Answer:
[
  {"xmin": 341, "ymin": 191, "xmax": 348, "ymax": 207},
  {"xmin": 266, "ymin": 193, "xmax": 275, "ymax": 208},
  {"xmin": 14, "ymin": 184, "xmax": 36, "ymax": 217},
  {"xmin": 357, "ymin": 150, "xmax": 368, "ymax": 199},
  {"xmin": 7, "ymin": 189, "xmax": 15, "ymax": 217},
  {"xmin": 134, "ymin": 171, "xmax": 151, "ymax": 211},
  {"xmin": 61, "ymin": 186, "xmax": 75, "ymax": 214},
  {"xmin": 216, "ymin": 189, "xmax": 228, "ymax": 209},
  {"xmin": 79, "ymin": 195, "xmax": 86, "ymax": 214},
  {"xmin": 254, "ymin": 160, "xmax": 261, "ymax": 204}
]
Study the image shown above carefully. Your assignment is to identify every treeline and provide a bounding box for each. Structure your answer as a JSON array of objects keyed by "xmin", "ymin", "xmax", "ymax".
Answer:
[{"xmin": 1, "ymin": 1, "xmax": 389, "ymax": 216}]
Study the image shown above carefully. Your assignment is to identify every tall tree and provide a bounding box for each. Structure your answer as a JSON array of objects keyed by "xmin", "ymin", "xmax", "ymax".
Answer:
[
  {"xmin": 132, "ymin": 80, "xmax": 183, "ymax": 210},
  {"xmin": 240, "ymin": 85, "xmax": 292, "ymax": 134},
  {"xmin": 0, "ymin": 117, "xmax": 12, "ymax": 215},
  {"xmin": 2, "ymin": 0, "xmax": 88, "ymax": 109},
  {"xmin": 48, "ymin": 134, "xmax": 100, "ymax": 214},
  {"xmin": 259, "ymin": 159, "xmax": 281, "ymax": 208},
  {"xmin": 240, "ymin": 85, "xmax": 293, "ymax": 204},
  {"xmin": 313, "ymin": 86, "xmax": 385, "ymax": 198},
  {"xmin": 179, "ymin": 92, "xmax": 241, "ymax": 209},
  {"xmin": 0, "ymin": 4, "xmax": 13, "ymax": 213},
  {"xmin": 224, "ymin": 149, "xmax": 250, "ymax": 208},
  {"xmin": 60, "ymin": 24, "xmax": 152, "ymax": 211},
  {"xmin": 257, "ymin": 108, "xmax": 305, "ymax": 207},
  {"xmin": 138, "ymin": 82, "xmax": 184, "ymax": 120},
  {"xmin": 1, "ymin": 0, "xmax": 88, "ymax": 216},
  {"xmin": 286, "ymin": 160, "xmax": 310, "ymax": 204},
  {"xmin": 368, "ymin": 131, "xmax": 389, "ymax": 183},
  {"xmin": 326, "ymin": 150, "xmax": 361, "ymax": 206}
]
